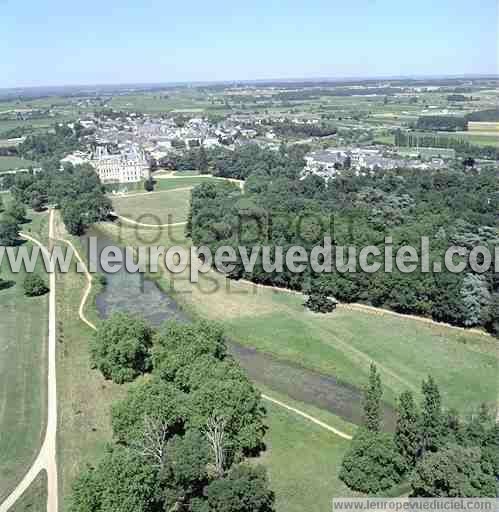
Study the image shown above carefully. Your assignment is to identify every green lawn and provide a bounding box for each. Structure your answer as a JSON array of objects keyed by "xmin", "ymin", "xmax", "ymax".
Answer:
[
  {"xmin": 10, "ymin": 470, "xmax": 47, "ymax": 512},
  {"xmin": 0, "ymin": 215, "xmax": 49, "ymax": 501},
  {"xmin": 0, "ymin": 156, "xmax": 35, "ymax": 171},
  {"xmin": 112, "ymin": 187, "xmax": 192, "ymax": 224},
  {"xmin": 256, "ymin": 401, "xmax": 358, "ymax": 512}
]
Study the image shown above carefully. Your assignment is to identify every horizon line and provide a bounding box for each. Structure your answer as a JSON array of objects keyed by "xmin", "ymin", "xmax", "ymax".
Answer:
[{"xmin": 2, "ymin": 73, "xmax": 499, "ymax": 93}]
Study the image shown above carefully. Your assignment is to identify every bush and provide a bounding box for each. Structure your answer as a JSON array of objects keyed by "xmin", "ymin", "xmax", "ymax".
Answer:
[
  {"xmin": 411, "ymin": 445, "xmax": 496, "ymax": 497},
  {"xmin": 305, "ymin": 291, "xmax": 337, "ymax": 313},
  {"xmin": 340, "ymin": 429, "xmax": 406, "ymax": 493},
  {"xmin": 23, "ymin": 274, "xmax": 49, "ymax": 297}
]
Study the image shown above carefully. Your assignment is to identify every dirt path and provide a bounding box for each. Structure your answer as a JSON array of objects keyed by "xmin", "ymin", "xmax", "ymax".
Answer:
[
  {"xmin": 112, "ymin": 214, "xmax": 187, "ymax": 229},
  {"xmin": 111, "ymin": 186, "xmax": 194, "ymax": 199},
  {"xmin": 1, "ymin": 210, "xmax": 58, "ymax": 512},
  {"xmin": 65, "ymin": 237, "xmax": 353, "ymax": 440}
]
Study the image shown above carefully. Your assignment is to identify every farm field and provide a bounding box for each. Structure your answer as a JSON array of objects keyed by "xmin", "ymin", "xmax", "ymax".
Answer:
[{"xmin": 0, "ymin": 214, "xmax": 49, "ymax": 501}]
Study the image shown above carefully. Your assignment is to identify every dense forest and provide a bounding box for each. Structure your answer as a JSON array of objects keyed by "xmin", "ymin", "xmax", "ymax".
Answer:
[{"xmin": 188, "ymin": 146, "xmax": 499, "ymax": 334}]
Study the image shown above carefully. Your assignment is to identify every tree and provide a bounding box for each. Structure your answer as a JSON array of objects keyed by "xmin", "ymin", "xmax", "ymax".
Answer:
[
  {"xmin": 204, "ymin": 415, "xmax": 228, "ymax": 477},
  {"xmin": 411, "ymin": 445, "xmax": 496, "ymax": 497},
  {"xmin": 61, "ymin": 202, "xmax": 85, "ymax": 236},
  {"xmin": 195, "ymin": 464, "xmax": 274, "ymax": 512},
  {"xmin": 160, "ymin": 430, "xmax": 211, "ymax": 510},
  {"xmin": 23, "ymin": 274, "xmax": 49, "ymax": 297},
  {"xmin": 339, "ymin": 429, "xmax": 406, "ymax": 493},
  {"xmin": 89, "ymin": 313, "xmax": 154, "ymax": 383},
  {"xmin": 152, "ymin": 320, "xmax": 227, "ymax": 386},
  {"xmin": 69, "ymin": 446, "xmax": 160, "ymax": 512},
  {"xmin": 305, "ymin": 291, "xmax": 337, "ymax": 313},
  {"xmin": 144, "ymin": 177, "xmax": 155, "ymax": 192},
  {"xmin": 111, "ymin": 377, "xmax": 187, "ymax": 447},
  {"xmin": 0, "ymin": 216, "xmax": 19, "ymax": 246},
  {"xmin": 420, "ymin": 376, "xmax": 444, "ymax": 454},
  {"xmin": 394, "ymin": 390, "xmax": 420, "ymax": 468},
  {"xmin": 30, "ymin": 191, "xmax": 46, "ymax": 212},
  {"xmin": 197, "ymin": 146, "xmax": 209, "ymax": 173},
  {"xmin": 363, "ymin": 363, "xmax": 383, "ymax": 433},
  {"xmin": 6, "ymin": 201, "xmax": 27, "ymax": 223},
  {"xmin": 484, "ymin": 293, "xmax": 499, "ymax": 336}
]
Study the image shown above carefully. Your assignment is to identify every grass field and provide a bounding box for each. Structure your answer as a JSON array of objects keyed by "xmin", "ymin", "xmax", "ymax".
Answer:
[
  {"xmin": 0, "ymin": 156, "xmax": 35, "ymax": 171},
  {"xmin": 256, "ymin": 400, "xmax": 357, "ymax": 511},
  {"xmin": 10, "ymin": 470, "xmax": 47, "ymax": 512},
  {"xmin": 0, "ymin": 214, "xmax": 49, "ymax": 501},
  {"xmin": 112, "ymin": 187, "xmax": 192, "ymax": 224}
]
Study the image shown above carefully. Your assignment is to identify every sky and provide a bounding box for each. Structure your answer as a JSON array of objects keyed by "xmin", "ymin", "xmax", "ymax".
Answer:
[{"xmin": 2, "ymin": 0, "xmax": 497, "ymax": 88}]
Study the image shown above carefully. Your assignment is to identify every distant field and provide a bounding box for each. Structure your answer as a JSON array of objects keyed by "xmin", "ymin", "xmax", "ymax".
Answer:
[
  {"xmin": 0, "ymin": 214, "xmax": 49, "ymax": 501},
  {"xmin": 468, "ymin": 122, "xmax": 499, "ymax": 132},
  {"xmin": 0, "ymin": 156, "xmax": 35, "ymax": 171},
  {"xmin": 108, "ymin": 92, "xmax": 211, "ymax": 113}
]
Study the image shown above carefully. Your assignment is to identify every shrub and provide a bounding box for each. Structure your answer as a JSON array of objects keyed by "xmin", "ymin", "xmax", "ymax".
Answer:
[{"xmin": 23, "ymin": 274, "xmax": 49, "ymax": 297}]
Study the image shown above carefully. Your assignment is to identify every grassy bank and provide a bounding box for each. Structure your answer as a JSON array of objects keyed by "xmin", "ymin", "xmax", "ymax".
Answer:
[{"xmin": 54, "ymin": 227, "xmax": 128, "ymax": 510}]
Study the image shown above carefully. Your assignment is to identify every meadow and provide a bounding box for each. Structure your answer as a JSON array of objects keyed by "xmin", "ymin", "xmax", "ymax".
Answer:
[{"xmin": 0, "ymin": 213, "xmax": 49, "ymax": 501}]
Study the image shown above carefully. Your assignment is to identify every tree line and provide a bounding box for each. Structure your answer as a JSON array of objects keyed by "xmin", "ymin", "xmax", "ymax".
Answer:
[
  {"xmin": 70, "ymin": 315, "xmax": 274, "ymax": 512},
  {"xmin": 394, "ymin": 130, "xmax": 498, "ymax": 161},
  {"xmin": 340, "ymin": 364, "xmax": 498, "ymax": 496},
  {"xmin": 187, "ymin": 146, "xmax": 498, "ymax": 334},
  {"xmin": 7, "ymin": 160, "xmax": 111, "ymax": 236}
]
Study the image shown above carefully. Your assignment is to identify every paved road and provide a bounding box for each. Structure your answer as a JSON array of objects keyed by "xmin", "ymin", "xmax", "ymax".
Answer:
[{"xmin": 0, "ymin": 210, "xmax": 58, "ymax": 512}]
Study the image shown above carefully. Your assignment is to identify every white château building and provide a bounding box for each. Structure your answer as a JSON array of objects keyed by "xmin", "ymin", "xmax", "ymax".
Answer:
[{"xmin": 90, "ymin": 145, "xmax": 150, "ymax": 184}]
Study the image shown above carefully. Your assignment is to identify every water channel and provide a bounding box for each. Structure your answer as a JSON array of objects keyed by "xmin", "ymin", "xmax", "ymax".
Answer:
[{"xmin": 81, "ymin": 226, "xmax": 396, "ymax": 430}]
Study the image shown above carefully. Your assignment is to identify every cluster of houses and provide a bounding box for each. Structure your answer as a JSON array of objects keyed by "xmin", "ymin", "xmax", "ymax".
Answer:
[
  {"xmin": 303, "ymin": 147, "xmax": 449, "ymax": 179},
  {"xmin": 60, "ymin": 112, "xmax": 285, "ymax": 183}
]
